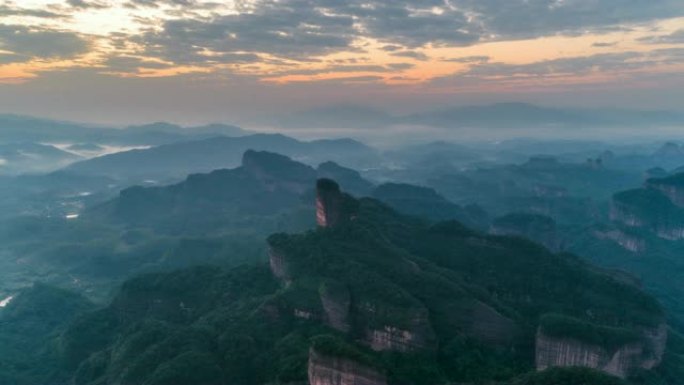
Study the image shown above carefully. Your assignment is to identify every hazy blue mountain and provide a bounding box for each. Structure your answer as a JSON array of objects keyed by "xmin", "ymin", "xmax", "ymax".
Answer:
[
  {"xmin": 403, "ymin": 103, "xmax": 684, "ymax": 129},
  {"xmin": 0, "ymin": 114, "xmax": 250, "ymax": 146},
  {"xmin": 0, "ymin": 171, "xmax": 117, "ymax": 219},
  {"xmin": 52, "ymin": 180, "xmax": 680, "ymax": 385},
  {"xmin": 275, "ymin": 102, "xmax": 684, "ymax": 131},
  {"xmin": 372, "ymin": 182, "xmax": 489, "ymax": 229},
  {"xmin": 0, "ymin": 142, "xmax": 82, "ymax": 175},
  {"xmin": 65, "ymin": 134, "xmax": 379, "ymax": 181},
  {"xmin": 121, "ymin": 122, "xmax": 249, "ymax": 140},
  {"xmin": 276, "ymin": 104, "xmax": 393, "ymax": 128},
  {"xmin": 317, "ymin": 161, "xmax": 374, "ymax": 196},
  {"xmin": 86, "ymin": 150, "xmax": 317, "ymax": 233}
]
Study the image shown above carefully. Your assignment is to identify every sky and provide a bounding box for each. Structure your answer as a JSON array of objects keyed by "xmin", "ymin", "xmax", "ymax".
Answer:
[{"xmin": 0, "ymin": 0, "xmax": 683, "ymax": 126}]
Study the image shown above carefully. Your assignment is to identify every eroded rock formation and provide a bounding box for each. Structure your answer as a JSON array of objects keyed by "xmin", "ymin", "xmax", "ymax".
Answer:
[
  {"xmin": 535, "ymin": 324, "xmax": 667, "ymax": 379},
  {"xmin": 363, "ymin": 308, "xmax": 435, "ymax": 352},
  {"xmin": 268, "ymin": 246, "xmax": 291, "ymax": 285},
  {"xmin": 647, "ymin": 180, "xmax": 684, "ymax": 208},
  {"xmin": 610, "ymin": 201, "xmax": 645, "ymax": 227},
  {"xmin": 593, "ymin": 229, "xmax": 646, "ymax": 253},
  {"xmin": 317, "ymin": 179, "xmax": 345, "ymax": 228},
  {"xmin": 308, "ymin": 348, "xmax": 386, "ymax": 385},
  {"xmin": 320, "ymin": 282, "xmax": 351, "ymax": 333}
]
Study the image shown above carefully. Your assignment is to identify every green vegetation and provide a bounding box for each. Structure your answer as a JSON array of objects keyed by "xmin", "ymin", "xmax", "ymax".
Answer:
[
  {"xmin": 0, "ymin": 284, "xmax": 94, "ymax": 385},
  {"xmin": 310, "ymin": 334, "xmax": 379, "ymax": 368},
  {"xmin": 513, "ymin": 367, "xmax": 627, "ymax": 385},
  {"xmin": 647, "ymin": 173, "xmax": 684, "ymax": 188},
  {"xmin": 42, "ymin": 191, "xmax": 668, "ymax": 385},
  {"xmin": 612, "ymin": 189, "xmax": 684, "ymax": 225},
  {"xmin": 540, "ymin": 314, "xmax": 641, "ymax": 351}
]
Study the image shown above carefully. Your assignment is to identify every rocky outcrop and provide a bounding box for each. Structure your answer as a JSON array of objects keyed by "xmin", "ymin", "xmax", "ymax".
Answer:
[
  {"xmin": 535, "ymin": 324, "xmax": 667, "ymax": 379},
  {"xmin": 363, "ymin": 309, "xmax": 435, "ymax": 352},
  {"xmin": 308, "ymin": 348, "xmax": 386, "ymax": 385},
  {"xmin": 317, "ymin": 179, "xmax": 345, "ymax": 227},
  {"xmin": 316, "ymin": 179, "xmax": 358, "ymax": 227},
  {"xmin": 319, "ymin": 282, "xmax": 351, "ymax": 333},
  {"xmin": 641, "ymin": 323, "xmax": 668, "ymax": 369},
  {"xmin": 609, "ymin": 201, "xmax": 645, "ymax": 227},
  {"xmin": 585, "ymin": 157, "xmax": 603, "ymax": 169},
  {"xmin": 366, "ymin": 326, "xmax": 422, "ymax": 353},
  {"xmin": 593, "ymin": 229, "xmax": 646, "ymax": 253},
  {"xmin": 655, "ymin": 225, "xmax": 684, "ymax": 240},
  {"xmin": 268, "ymin": 246, "xmax": 291, "ymax": 285},
  {"xmin": 317, "ymin": 161, "xmax": 374, "ymax": 197},
  {"xmin": 646, "ymin": 179, "xmax": 684, "ymax": 208}
]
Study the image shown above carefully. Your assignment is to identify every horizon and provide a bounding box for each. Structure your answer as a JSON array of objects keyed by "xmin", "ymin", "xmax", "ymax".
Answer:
[
  {"xmin": 3, "ymin": 101, "xmax": 684, "ymax": 146},
  {"xmin": 0, "ymin": 0, "xmax": 683, "ymax": 127}
]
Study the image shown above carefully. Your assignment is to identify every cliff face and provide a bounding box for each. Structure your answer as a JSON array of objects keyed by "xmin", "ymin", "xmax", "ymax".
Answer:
[
  {"xmin": 268, "ymin": 246, "xmax": 291, "ymax": 285},
  {"xmin": 655, "ymin": 225, "xmax": 684, "ymax": 241},
  {"xmin": 320, "ymin": 284, "xmax": 351, "ymax": 333},
  {"xmin": 610, "ymin": 188, "xmax": 684, "ymax": 240},
  {"xmin": 609, "ymin": 202, "xmax": 645, "ymax": 227},
  {"xmin": 365, "ymin": 323, "xmax": 431, "ymax": 353},
  {"xmin": 358, "ymin": 300, "xmax": 436, "ymax": 352},
  {"xmin": 535, "ymin": 324, "xmax": 667, "ymax": 379},
  {"xmin": 647, "ymin": 182, "xmax": 684, "ymax": 208},
  {"xmin": 593, "ymin": 229, "xmax": 646, "ymax": 253},
  {"xmin": 317, "ymin": 179, "xmax": 345, "ymax": 228},
  {"xmin": 308, "ymin": 348, "xmax": 386, "ymax": 385}
]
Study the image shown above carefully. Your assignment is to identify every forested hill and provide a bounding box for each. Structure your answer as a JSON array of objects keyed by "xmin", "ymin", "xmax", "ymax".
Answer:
[{"xmin": 50, "ymin": 179, "xmax": 682, "ymax": 385}]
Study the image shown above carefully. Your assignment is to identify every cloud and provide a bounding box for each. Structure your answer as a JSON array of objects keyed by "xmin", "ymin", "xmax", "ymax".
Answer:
[
  {"xmin": 390, "ymin": 51, "xmax": 429, "ymax": 61},
  {"xmin": 324, "ymin": 0, "xmax": 480, "ymax": 47},
  {"xmin": 102, "ymin": 55, "xmax": 174, "ymax": 73},
  {"xmin": 0, "ymin": 25, "xmax": 90, "ymax": 63},
  {"xmin": 386, "ymin": 63, "xmax": 414, "ymax": 70},
  {"xmin": 134, "ymin": 1, "xmax": 357, "ymax": 64},
  {"xmin": 67, "ymin": 0, "xmax": 109, "ymax": 9},
  {"xmin": 126, "ymin": 0, "xmax": 199, "ymax": 7},
  {"xmin": 303, "ymin": 75, "xmax": 385, "ymax": 84},
  {"xmin": 468, "ymin": 52, "xmax": 645, "ymax": 77},
  {"xmin": 430, "ymin": 51, "xmax": 664, "ymax": 87},
  {"xmin": 639, "ymin": 29, "xmax": 684, "ymax": 44},
  {"xmin": 270, "ymin": 63, "xmax": 414, "ymax": 76},
  {"xmin": 0, "ymin": 5, "xmax": 67, "ymax": 18},
  {"xmin": 458, "ymin": 0, "xmax": 684, "ymax": 40},
  {"xmin": 592, "ymin": 41, "xmax": 618, "ymax": 47},
  {"xmin": 130, "ymin": 0, "xmax": 684, "ymax": 67},
  {"xmin": 443, "ymin": 55, "xmax": 490, "ymax": 63}
]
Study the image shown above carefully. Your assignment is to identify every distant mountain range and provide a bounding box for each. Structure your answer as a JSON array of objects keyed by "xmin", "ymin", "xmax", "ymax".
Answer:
[
  {"xmin": 3, "ymin": 103, "xmax": 682, "ymax": 149},
  {"xmin": 52, "ymin": 178, "xmax": 678, "ymax": 385},
  {"xmin": 88, "ymin": 149, "xmax": 489, "ymax": 234},
  {"xmin": 0, "ymin": 142, "xmax": 81, "ymax": 175},
  {"xmin": 275, "ymin": 102, "xmax": 684, "ymax": 129},
  {"xmin": 65, "ymin": 134, "xmax": 379, "ymax": 181},
  {"xmin": 0, "ymin": 114, "xmax": 249, "ymax": 145}
]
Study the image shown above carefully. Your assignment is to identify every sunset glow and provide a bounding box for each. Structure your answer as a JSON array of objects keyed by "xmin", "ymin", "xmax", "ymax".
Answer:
[{"xmin": 0, "ymin": 0, "xmax": 682, "ymax": 123}]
